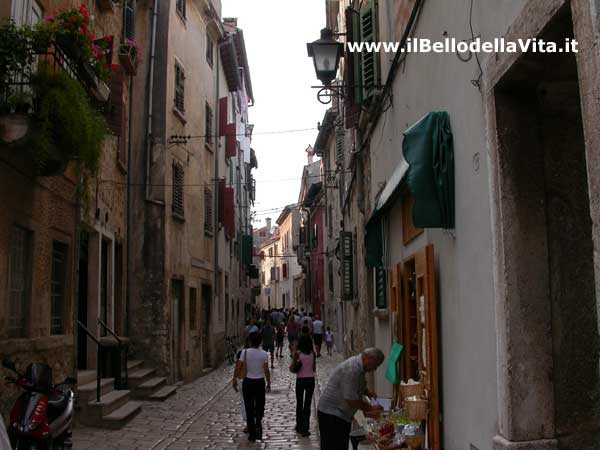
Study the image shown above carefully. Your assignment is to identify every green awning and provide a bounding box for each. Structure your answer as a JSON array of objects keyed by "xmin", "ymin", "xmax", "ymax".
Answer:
[{"xmin": 403, "ymin": 111, "xmax": 454, "ymax": 229}]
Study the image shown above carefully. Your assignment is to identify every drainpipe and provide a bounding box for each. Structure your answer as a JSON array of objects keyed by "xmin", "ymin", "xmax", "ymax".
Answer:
[
  {"xmin": 125, "ymin": 73, "xmax": 133, "ymax": 337},
  {"xmin": 145, "ymin": 0, "xmax": 159, "ymax": 201},
  {"xmin": 213, "ymin": 31, "xmax": 221, "ymax": 364}
]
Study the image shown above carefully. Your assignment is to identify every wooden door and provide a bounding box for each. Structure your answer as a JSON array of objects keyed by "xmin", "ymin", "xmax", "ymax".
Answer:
[{"xmin": 402, "ymin": 245, "xmax": 440, "ymax": 450}]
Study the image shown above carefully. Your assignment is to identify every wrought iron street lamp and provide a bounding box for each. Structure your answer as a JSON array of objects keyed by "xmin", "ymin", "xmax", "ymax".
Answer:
[{"xmin": 307, "ymin": 28, "xmax": 344, "ymax": 87}]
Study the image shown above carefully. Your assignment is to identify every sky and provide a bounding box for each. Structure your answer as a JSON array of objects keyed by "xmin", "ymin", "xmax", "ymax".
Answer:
[{"xmin": 222, "ymin": 0, "xmax": 328, "ymax": 228}]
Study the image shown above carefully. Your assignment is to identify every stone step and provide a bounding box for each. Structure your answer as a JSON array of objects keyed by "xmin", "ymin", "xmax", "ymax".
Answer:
[
  {"xmin": 77, "ymin": 378, "xmax": 115, "ymax": 404},
  {"xmin": 85, "ymin": 390, "xmax": 131, "ymax": 424},
  {"xmin": 127, "ymin": 359, "xmax": 144, "ymax": 371},
  {"xmin": 101, "ymin": 401, "xmax": 143, "ymax": 430},
  {"xmin": 77, "ymin": 370, "xmax": 97, "ymax": 387},
  {"xmin": 149, "ymin": 385, "xmax": 178, "ymax": 401},
  {"xmin": 128, "ymin": 368, "xmax": 156, "ymax": 389},
  {"xmin": 132, "ymin": 377, "xmax": 167, "ymax": 398}
]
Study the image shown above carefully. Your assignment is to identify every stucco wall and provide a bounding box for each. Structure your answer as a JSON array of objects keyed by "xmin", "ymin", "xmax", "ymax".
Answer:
[{"xmin": 364, "ymin": 0, "xmax": 538, "ymax": 449}]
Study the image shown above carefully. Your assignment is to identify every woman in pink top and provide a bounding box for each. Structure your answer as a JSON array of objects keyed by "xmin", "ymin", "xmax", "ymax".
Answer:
[{"xmin": 291, "ymin": 334, "xmax": 316, "ymax": 437}]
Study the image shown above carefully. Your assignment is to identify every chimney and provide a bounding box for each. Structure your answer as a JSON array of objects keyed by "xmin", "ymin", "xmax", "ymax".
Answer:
[
  {"xmin": 306, "ymin": 145, "xmax": 314, "ymax": 164},
  {"xmin": 266, "ymin": 218, "xmax": 272, "ymax": 232}
]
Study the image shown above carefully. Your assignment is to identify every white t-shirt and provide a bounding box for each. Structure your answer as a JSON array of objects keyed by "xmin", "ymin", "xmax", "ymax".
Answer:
[
  {"xmin": 313, "ymin": 320, "xmax": 323, "ymax": 335},
  {"xmin": 240, "ymin": 348, "xmax": 268, "ymax": 379}
]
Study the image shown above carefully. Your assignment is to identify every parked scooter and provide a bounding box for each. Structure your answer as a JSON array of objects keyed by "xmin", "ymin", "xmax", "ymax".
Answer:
[{"xmin": 2, "ymin": 358, "xmax": 75, "ymax": 450}]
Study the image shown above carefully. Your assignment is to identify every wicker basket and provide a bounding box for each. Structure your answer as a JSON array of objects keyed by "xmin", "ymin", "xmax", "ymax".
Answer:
[
  {"xmin": 399, "ymin": 383, "xmax": 425, "ymax": 400},
  {"xmin": 404, "ymin": 434, "xmax": 425, "ymax": 449},
  {"xmin": 405, "ymin": 397, "xmax": 428, "ymax": 421}
]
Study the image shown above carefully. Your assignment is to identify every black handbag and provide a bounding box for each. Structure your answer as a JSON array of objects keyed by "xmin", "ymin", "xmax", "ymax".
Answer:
[{"xmin": 290, "ymin": 353, "xmax": 302, "ymax": 374}]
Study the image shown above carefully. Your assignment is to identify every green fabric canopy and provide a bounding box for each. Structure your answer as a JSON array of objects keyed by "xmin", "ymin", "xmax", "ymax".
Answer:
[{"xmin": 403, "ymin": 111, "xmax": 454, "ymax": 229}]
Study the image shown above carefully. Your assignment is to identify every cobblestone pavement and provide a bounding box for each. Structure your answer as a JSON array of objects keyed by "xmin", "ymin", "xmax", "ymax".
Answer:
[{"xmin": 73, "ymin": 351, "xmax": 344, "ymax": 450}]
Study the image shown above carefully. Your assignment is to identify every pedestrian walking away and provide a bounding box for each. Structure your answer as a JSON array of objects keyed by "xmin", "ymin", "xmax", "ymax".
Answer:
[
  {"xmin": 287, "ymin": 314, "xmax": 300, "ymax": 355},
  {"xmin": 275, "ymin": 322, "xmax": 285, "ymax": 357},
  {"xmin": 234, "ymin": 332, "xmax": 271, "ymax": 442},
  {"xmin": 317, "ymin": 348, "xmax": 385, "ymax": 450},
  {"xmin": 325, "ymin": 327, "xmax": 334, "ymax": 356},
  {"xmin": 313, "ymin": 315, "xmax": 324, "ymax": 356},
  {"xmin": 262, "ymin": 318, "xmax": 276, "ymax": 368},
  {"xmin": 291, "ymin": 334, "xmax": 317, "ymax": 437}
]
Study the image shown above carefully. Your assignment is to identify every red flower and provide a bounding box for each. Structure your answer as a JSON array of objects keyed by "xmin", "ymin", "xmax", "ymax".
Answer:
[
  {"xmin": 110, "ymin": 64, "xmax": 121, "ymax": 72},
  {"xmin": 81, "ymin": 23, "xmax": 88, "ymax": 32},
  {"xmin": 103, "ymin": 35, "xmax": 113, "ymax": 42},
  {"xmin": 70, "ymin": 15, "xmax": 78, "ymax": 23}
]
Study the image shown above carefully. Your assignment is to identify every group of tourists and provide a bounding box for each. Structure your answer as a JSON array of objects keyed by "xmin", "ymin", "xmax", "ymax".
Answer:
[
  {"xmin": 231, "ymin": 307, "xmax": 336, "ymax": 442},
  {"xmin": 233, "ymin": 308, "xmax": 386, "ymax": 449}
]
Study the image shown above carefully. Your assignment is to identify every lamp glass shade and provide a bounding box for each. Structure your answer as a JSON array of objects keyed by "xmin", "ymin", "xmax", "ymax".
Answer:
[{"xmin": 307, "ymin": 29, "xmax": 343, "ymax": 86}]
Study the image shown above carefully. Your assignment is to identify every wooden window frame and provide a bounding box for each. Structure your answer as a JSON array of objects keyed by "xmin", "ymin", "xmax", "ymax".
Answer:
[
  {"xmin": 206, "ymin": 32, "xmax": 214, "ymax": 67},
  {"xmin": 8, "ymin": 225, "xmax": 33, "ymax": 338},
  {"xmin": 50, "ymin": 241, "xmax": 68, "ymax": 335},
  {"xmin": 402, "ymin": 188, "xmax": 424, "ymax": 245}
]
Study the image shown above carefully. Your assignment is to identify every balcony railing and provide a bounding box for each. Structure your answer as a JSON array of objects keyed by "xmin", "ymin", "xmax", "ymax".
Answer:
[{"xmin": 2, "ymin": 43, "xmax": 111, "ymax": 107}]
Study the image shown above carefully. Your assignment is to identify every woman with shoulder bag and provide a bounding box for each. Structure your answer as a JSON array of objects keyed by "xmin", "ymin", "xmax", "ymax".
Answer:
[
  {"xmin": 291, "ymin": 333, "xmax": 316, "ymax": 437},
  {"xmin": 234, "ymin": 332, "xmax": 271, "ymax": 442}
]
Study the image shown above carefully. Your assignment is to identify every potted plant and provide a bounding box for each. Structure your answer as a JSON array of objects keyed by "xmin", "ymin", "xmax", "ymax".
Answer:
[
  {"xmin": 118, "ymin": 39, "xmax": 139, "ymax": 75},
  {"xmin": 20, "ymin": 63, "xmax": 108, "ymax": 176}
]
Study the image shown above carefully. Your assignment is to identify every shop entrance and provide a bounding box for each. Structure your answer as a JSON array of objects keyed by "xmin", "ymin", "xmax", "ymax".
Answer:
[{"xmin": 492, "ymin": 5, "xmax": 600, "ymax": 447}]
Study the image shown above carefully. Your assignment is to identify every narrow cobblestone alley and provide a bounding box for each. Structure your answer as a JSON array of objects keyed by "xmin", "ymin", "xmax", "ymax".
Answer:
[{"xmin": 73, "ymin": 352, "xmax": 343, "ymax": 450}]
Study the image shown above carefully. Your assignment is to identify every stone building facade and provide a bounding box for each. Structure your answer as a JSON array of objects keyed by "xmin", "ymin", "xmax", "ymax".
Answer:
[
  {"xmin": 318, "ymin": 0, "xmax": 600, "ymax": 450},
  {"xmin": 0, "ymin": 0, "xmax": 134, "ymax": 418}
]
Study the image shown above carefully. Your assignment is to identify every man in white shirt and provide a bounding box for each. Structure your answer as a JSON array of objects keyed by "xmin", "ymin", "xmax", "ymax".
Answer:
[{"xmin": 312, "ymin": 316, "xmax": 324, "ymax": 356}]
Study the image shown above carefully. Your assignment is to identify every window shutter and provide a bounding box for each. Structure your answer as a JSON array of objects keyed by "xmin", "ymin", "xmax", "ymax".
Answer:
[
  {"xmin": 226, "ymin": 126, "xmax": 237, "ymax": 157},
  {"xmin": 335, "ymin": 116, "xmax": 344, "ymax": 164},
  {"xmin": 375, "ymin": 266, "xmax": 387, "ymax": 308},
  {"xmin": 204, "ymin": 188, "xmax": 213, "ymax": 234},
  {"xmin": 283, "ymin": 263, "xmax": 288, "ymax": 279},
  {"xmin": 341, "ymin": 231, "xmax": 354, "ymax": 301},
  {"xmin": 360, "ymin": 2, "xmax": 379, "ymax": 101},
  {"xmin": 106, "ymin": 71, "xmax": 125, "ymax": 136},
  {"xmin": 123, "ymin": 1, "xmax": 135, "ymax": 41},
  {"xmin": 224, "ymin": 187, "xmax": 235, "ymax": 239},
  {"xmin": 219, "ymin": 97, "xmax": 228, "ymax": 136},
  {"xmin": 218, "ymin": 178, "xmax": 225, "ymax": 225},
  {"xmin": 312, "ymin": 223, "xmax": 318, "ymax": 249},
  {"xmin": 344, "ymin": 7, "xmax": 361, "ymax": 128},
  {"xmin": 172, "ymin": 163, "xmax": 184, "ymax": 217},
  {"xmin": 174, "ymin": 64, "xmax": 185, "ymax": 112}
]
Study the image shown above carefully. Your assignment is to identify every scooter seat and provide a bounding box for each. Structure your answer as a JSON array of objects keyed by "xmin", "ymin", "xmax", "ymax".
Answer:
[{"xmin": 48, "ymin": 392, "xmax": 69, "ymax": 418}]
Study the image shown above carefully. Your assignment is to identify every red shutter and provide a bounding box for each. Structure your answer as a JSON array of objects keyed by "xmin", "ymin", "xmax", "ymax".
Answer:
[
  {"xmin": 218, "ymin": 178, "xmax": 226, "ymax": 224},
  {"xmin": 224, "ymin": 187, "xmax": 235, "ymax": 239},
  {"xmin": 219, "ymin": 97, "xmax": 228, "ymax": 136},
  {"xmin": 225, "ymin": 124, "xmax": 237, "ymax": 157}
]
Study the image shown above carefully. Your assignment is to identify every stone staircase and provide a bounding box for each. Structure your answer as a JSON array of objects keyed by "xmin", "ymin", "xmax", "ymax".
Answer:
[{"xmin": 76, "ymin": 360, "xmax": 177, "ymax": 429}]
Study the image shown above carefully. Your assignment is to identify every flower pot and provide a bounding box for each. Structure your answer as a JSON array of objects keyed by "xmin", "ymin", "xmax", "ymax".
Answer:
[
  {"xmin": 96, "ymin": 0, "xmax": 117, "ymax": 12},
  {"xmin": 0, "ymin": 114, "xmax": 30, "ymax": 143},
  {"xmin": 118, "ymin": 50, "xmax": 137, "ymax": 76}
]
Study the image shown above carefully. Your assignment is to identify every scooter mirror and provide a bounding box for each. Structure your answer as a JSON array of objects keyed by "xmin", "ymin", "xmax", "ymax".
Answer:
[{"xmin": 1, "ymin": 358, "xmax": 16, "ymax": 371}]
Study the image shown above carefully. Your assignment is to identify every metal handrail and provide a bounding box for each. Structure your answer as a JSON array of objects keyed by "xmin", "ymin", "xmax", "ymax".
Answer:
[
  {"xmin": 97, "ymin": 318, "xmax": 122, "ymax": 345},
  {"xmin": 77, "ymin": 320, "xmax": 101, "ymax": 403},
  {"xmin": 97, "ymin": 319, "xmax": 128, "ymax": 390}
]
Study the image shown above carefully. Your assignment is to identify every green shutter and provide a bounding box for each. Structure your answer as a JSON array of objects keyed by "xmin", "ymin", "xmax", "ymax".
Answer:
[
  {"xmin": 360, "ymin": 1, "xmax": 379, "ymax": 101},
  {"xmin": 341, "ymin": 231, "xmax": 354, "ymax": 301},
  {"xmin": 351, "ymin": 10, "xmax": 363, "ymax": 105},
  {"xmin": 375, "ymin": 266, "xmax": 387, "ymax": 309}
]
